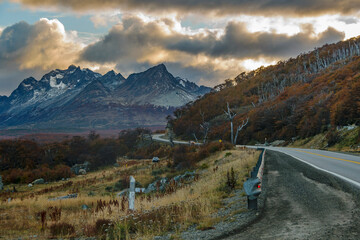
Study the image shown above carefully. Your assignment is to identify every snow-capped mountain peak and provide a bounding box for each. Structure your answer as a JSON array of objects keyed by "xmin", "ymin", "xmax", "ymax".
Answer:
[{"xmin": 0, "ymin": 64, "xmax": 211, "ymax": 130}]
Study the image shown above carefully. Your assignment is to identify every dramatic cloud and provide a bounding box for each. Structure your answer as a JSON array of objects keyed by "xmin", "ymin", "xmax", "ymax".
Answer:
[
  {"xmin": 12, "ymin": 0, "xmax": 360, "ymax": 17},
  {"xmin": 81, "ymin": 15, "xmax": 345, "ymax": 65},
  {"xmin": 0, "ymin": 15, "xmax": 347, "ymax": 94},
  {"xmin": 0, "ymin": 18, "xmax": 82, "ymax": 95},
  {"xmin": 0, "ymin": 18, "xmax": 81, "ymax": 71},
  {"xmin": 90, "ymin": 13, "xmax": 120, "ymax": 28},
  {"xmin": 201, "ymin": 23, "xmax": 344, "ymax": 59}
]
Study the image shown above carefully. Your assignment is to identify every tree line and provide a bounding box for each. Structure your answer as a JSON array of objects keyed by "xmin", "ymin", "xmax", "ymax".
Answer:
[{"xmin": 0, "ymin": 129, "xmax": 162, "ymax": 184}]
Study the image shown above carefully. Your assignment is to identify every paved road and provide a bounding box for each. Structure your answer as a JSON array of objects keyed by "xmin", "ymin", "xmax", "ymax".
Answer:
[
  {"xmin": 154, "ymin": 137, "xmax": 360, "ymax": 187},
  {"xmin": 246, "ymin": 146, "xmax": 360, "ymax": 188},
  {"xmin": 153, "ymin": 134, "xmax": 202, "ymax": 145},
  {"xmin": 225, "ymin": 150, "xmax": 360, "ymax": 240}
]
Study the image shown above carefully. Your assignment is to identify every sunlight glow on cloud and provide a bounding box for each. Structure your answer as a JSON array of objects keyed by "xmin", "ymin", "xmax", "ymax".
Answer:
[
  {"xmin": 1, "ymin": 0, "xmax": 360, "ymax": 94},
  {"xmin": 0, "ymin": 18, "xmax": 82, "ymax": 71},
  {"xmin": 242, "ymin": 59, "xmax": 277, "ymax": 71}
]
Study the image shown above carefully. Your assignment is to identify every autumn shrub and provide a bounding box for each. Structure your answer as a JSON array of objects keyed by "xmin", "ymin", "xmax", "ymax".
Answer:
[
  {"xmin": 206, "ymin": 142, "xmax": 223, "ymax": 153},
  {"xmin": 95, "ymin": 218, "xmax": 114, "ymax": 237},
  {"xmin": 196, "ymin": 148, "xmax": 210, "ymax": 161},
  {"xmin": 49, "ymin": 222, "xmax": 75, "ymax": 237},
  {"xmin": 83, "ymin": 224, "xmax": 97, "ymax": 237},
  {"xmin": 48, "ymin": 206, "xmax": 61, "ymax": 222},
  {"xmin": 2, "ymin": 164, "xmax": 73, "ymax": 184},
  {"xmin": 226, "ymin": 167, "xmax": 237, "ymax": 190},
  {"xmin": 326, "ymin": 131, "xmax": 341, "ymax": 147},
  {"xmin": 172, "ymin": 142, "xmax": 233, "ymax": 169},
  {"xmin": 128, "ymin": 143, "xmax": 172, "ymax": 159},
  {"xmin": 173, "ymin": 145, "xmax": 191, "ymax": 168}
]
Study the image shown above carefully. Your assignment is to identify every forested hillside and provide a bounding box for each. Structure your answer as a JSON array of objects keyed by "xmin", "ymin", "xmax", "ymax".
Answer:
[{"xmin": 171, "ymin": 37, "xmax": 360, "ymax": 145}]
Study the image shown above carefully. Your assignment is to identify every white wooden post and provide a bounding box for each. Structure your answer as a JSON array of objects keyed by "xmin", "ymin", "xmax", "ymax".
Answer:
[{"xmin": 129, "ymin": 176, "xmax": 135, "ymax": 211}]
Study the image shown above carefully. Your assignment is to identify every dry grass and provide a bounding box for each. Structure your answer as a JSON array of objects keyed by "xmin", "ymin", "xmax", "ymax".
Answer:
[{"xmin": 0, "ymin": 148, "xmax": 258, "ymax": 239}]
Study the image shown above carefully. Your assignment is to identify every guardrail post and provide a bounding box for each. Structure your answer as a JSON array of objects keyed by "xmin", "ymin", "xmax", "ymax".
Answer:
[
  {"xmin": 248, "ymin": 197, "xmax": 258, "ymax": 210},
  {"xmin": 243, "ymin": 149, "xmax": 265, "ymax": 210}
]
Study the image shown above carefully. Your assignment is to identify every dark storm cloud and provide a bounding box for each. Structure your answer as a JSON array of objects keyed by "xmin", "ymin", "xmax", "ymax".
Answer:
[
  {"xmin": 13, "ymin": 0, "xmax": 360, "ymax": 16},
  {"xmin": 81, "ymin": 16, "xmax": 345, "ymax": 64},
  {"xmin": 208, "ymin": 23, "xmax": 345, "ymax": 59}
]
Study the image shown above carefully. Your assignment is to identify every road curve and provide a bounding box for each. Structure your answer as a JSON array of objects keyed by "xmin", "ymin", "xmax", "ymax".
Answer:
[
  {"xmin": 153, "ymin": 134, "xmax": 202, "ymax": 145},
  {"xmin": 246, "ymin": 146, "xmax": 360, "ymax": 188}
]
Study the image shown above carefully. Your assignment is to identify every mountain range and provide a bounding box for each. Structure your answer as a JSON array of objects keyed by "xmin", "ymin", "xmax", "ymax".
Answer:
[{"xmin": 0, "ymin": 64, "xmax": 211, "ymax": 130}]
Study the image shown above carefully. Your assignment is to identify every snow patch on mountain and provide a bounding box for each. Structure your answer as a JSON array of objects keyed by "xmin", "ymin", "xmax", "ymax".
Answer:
[
  {"xmin": 49, "ymin": 76, "xmax": 67, "ymax": 89},
  {"xmin": 179, "ymin": 79, "xmax": 185, "ymax": 87}
]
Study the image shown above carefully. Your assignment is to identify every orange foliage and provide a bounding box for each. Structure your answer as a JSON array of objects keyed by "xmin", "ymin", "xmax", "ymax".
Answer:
[{"xmin": 172, "ymin": 37, "xmax": 360, "ymax": 144}]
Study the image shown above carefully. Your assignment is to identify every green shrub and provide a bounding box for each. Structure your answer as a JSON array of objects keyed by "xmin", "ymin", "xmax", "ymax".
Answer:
[
  {"xmin": 199, "ymin": 163, "xmax": 209, "ymax": 170},
  {"xmin": 225, "ymin": 152, "xmax": 232, "ymax": 157}
]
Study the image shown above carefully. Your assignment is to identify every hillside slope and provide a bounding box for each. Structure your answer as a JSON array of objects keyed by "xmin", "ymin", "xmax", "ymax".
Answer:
[{"xmin": 171, "ymin": 37, "xmax": 360, "ymax": 145}]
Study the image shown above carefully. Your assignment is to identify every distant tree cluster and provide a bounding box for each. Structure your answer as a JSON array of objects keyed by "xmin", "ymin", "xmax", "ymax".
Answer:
[{"xmin": 0, "ymin": 128, "xmax": 168, "ymax": 184}]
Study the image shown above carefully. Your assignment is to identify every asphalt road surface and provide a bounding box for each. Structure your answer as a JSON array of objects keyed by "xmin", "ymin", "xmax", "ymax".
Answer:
[
  {"xmin": 225, "ymin": 150, "xmax": 360, "ymax": 240},
  {"xmin": 258, "ymin": 147, "xmax": 360, "ymax": 188}
]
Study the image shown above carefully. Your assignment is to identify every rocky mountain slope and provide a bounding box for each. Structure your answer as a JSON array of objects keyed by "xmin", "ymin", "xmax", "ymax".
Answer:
[{"xmin": 0, "ymin": 64, "xmax": 211, "ymax": 130}]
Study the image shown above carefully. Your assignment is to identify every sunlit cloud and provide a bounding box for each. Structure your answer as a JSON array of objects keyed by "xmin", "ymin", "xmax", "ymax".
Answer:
[
  {"xmin": 0, "ymin": 18, "xmax": 82, "ymax": 71},
  {"xmin": 0, "ymin": 18, "xmax": 84, "ymax": 95},
  {"xmin": 242, "ymin": 59, "xmax": 277, "ymax": 71},
  {"xmin": 0, "ymin": 1, "xmax": 358, "ymax": 95},
  {"xmin": 90, "ymin": 12, "xmax": 121, "ymax": 28}
]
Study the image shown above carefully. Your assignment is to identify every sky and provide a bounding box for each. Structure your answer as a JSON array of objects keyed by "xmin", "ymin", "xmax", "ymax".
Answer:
[{"xmin": 1, "ymin": 1, "xmax": 360, "ymax": 95}]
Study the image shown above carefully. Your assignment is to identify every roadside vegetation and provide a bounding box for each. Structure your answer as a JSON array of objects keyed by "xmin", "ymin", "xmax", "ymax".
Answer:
[
  {"xmin": 289, "ymin": 126, "xmax": 360, "ymax": 153},
  {"xmin": 0, "ymin": 143, "xmax": 258, "ymax": 239}
]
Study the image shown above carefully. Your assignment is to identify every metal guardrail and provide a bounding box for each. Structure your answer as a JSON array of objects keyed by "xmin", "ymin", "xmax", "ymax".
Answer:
[{"xmin": 243, "ymin": 148, "xmax": 266, "ymax": 210}]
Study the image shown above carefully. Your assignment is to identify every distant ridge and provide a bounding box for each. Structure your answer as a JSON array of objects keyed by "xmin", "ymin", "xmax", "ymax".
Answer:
[{"xmin": 0, "ymin": 64, "xmax": 211, "ymax": 130}]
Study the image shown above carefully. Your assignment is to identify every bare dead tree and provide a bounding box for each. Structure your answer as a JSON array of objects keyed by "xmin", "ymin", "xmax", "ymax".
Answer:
[
  {"xmin": 200, "ymin": 110, "xmax": 210, "ymax": 143},
  {"xmin": 148, "ymin": 131, "xmax": 153, "ymax": 144},
  {"xmin": 224, "ymin": 102, "xmax": 237, "ymax": 144},
  {"xmin": 169, "ymin": 132, "xmax": 174, "ymax": 147},
  {"xmin": 234, "ymin": 117, "xmax": 249, "ymax": 145},
  {"xmin": 166, "ymin": 115, "xmax": 175, "ymax": 147},
  {"xmin": 192, "ymin": 133, "xmax": 199, "ymax": 143},
  {"xmin": 224, "ymin": 102, "xmax": 249, "ymax": 144},
  {"xmin": 200, "ymin": 122, "xmax": 210, "ymax": 143}
]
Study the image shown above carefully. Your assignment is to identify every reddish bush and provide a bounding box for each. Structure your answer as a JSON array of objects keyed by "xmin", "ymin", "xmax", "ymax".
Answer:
[
  {"xmin": 95, "ymin": 219, "xmax": 113, "ymax": 236},
  {"xmin": 2, "ymin": 164, "xmax": 73, "ymax": 184},
  {"xmin": 49, "ymin": 222, "xmax": 75, "ymax": 237},
  {"xmin": 173, "ymin": 142, "xmax": 233, "ymax": 169}
]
